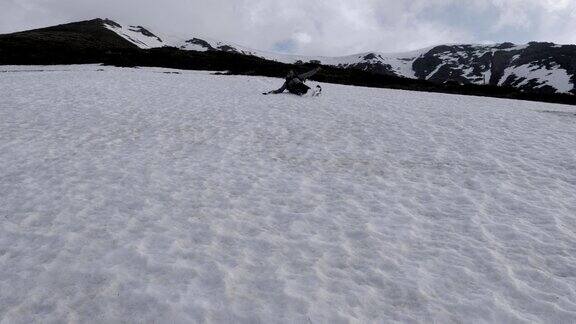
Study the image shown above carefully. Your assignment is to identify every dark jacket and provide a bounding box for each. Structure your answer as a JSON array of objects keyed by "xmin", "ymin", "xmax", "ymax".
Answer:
[{"xmin": 271, "ymin": 67, "xmax": 321, "ymax": 95}]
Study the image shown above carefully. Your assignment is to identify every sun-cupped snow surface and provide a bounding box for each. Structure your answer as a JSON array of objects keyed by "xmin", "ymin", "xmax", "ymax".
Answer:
[{"xmin": 2, "ymin": 65, "xmax": 576, "ymax": 323}]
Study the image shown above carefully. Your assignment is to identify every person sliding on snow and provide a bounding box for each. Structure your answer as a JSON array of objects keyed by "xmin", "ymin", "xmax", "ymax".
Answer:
[{"xmin": 264, "ymin": 67, "xmax": 321, "ymax": 96}]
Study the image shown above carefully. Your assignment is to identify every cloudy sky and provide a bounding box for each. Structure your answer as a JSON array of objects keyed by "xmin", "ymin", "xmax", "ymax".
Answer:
[{"xmin": 1, "ymin": 0, "xmax": 576, "ymax": 56}]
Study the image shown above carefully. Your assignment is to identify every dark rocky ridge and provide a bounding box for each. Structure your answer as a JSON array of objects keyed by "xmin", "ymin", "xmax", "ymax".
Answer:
[
  {"xmin": 184, "ymin": 38, "xmax": 214, "ymax": 50},
  {"xmin": 129, "ymin": 26, "xmax": 162, "ymax": 43},
  {"xmin": 0, "ymin": 19, "xmax": 138, "ymax": 65},
  {"xmin": 354, "ymin": 43, "xmax": 576, "ymax": 95}
]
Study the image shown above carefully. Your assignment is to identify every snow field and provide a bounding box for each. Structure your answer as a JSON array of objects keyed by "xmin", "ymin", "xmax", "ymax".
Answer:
[{"xmin": 1, "ymin": 66, "xmax": 576, "ymax": 323}]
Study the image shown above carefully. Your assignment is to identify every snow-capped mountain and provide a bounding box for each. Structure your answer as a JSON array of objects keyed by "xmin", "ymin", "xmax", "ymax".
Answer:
[
  {"xmin": 103, "ymin": 19, "xmax": 262, "ymax": 56},
  {"xmin": 103, "ymin": 19, "xmax": 576, "ymax": 95}
]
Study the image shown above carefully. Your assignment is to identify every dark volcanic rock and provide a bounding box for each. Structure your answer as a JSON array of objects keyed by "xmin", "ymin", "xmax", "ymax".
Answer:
[
  {"xmin": 129, "ymin": 26, "xmax": 163, "ymax": 43},
  {"xmin": 217, "ymin": 45, "xmax": 240, "ymax": 53},
  {"xmin": 413, "ymin": 54, "xmax": 443, "ymax": 80},
  {"xmin": 343, "ymin": 62, "xmax": 396, "ymax": 76},
  {"xmin": 183, "ymin": 39, "xmax": 242, "ymax": 55},
  {"xmin": 495, "ymin": 42, "xmax": 515, "ymax": 49},
  {"xmin": 363, "ymin": 53, "xmax": 377, "ymax": 60},
  {"xmin": 489, "ymin": 51, "xmax": 514, "ymax": 85},
  {"xmin": 103, "ymin": 19, "xmax": 121, "ymax": 28},
  {"xmin": 184, "ymin": 38, "xmax": 215, "ymax": 51}
]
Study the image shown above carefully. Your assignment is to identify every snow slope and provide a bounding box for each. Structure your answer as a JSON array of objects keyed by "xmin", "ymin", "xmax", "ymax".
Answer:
[{"xmin": 1, "ymin": 65, "xmax": 576, "ymax": 323}]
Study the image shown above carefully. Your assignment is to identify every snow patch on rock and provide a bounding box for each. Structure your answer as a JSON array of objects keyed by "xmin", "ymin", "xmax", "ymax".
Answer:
[
  {"xmin": 500, "ymin": 63, "xmax": 574, "ymax": 93},
  {"xmin": 104, "ymin": 21, "xmax": 165, "ymax": 49}
]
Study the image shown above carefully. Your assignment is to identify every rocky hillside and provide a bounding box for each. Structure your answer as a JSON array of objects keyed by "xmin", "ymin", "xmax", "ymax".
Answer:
[
  {"xmin": 356, "ymin": 43, "xmax": 576, "ymax": 95},
  {"xmin": 0, "ymin": 19, "xmax": 138, "ymax": 65}
]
